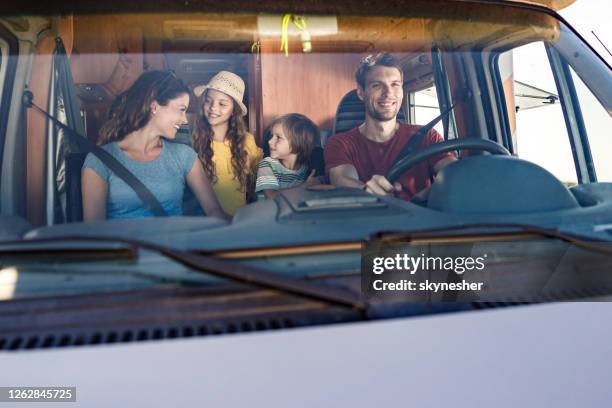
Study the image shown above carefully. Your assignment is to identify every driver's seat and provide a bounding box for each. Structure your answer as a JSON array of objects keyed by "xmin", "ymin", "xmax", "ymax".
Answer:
[{"xmin": 332, "ymin": 89, "xmax": 407, "ymax": 135}]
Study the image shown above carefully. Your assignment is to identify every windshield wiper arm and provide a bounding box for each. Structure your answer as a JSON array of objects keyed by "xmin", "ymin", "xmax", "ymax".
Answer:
[
  {"xmin": 0, "ymin": 240, "xmax": 136, "ymax": 259},
  {"xmin": 373, "ymin": 223, "xmax": 612, "ymax": 255},
  {"xmin": 1, "ymin": 236, "xmax": 366, "ymax": 312}
]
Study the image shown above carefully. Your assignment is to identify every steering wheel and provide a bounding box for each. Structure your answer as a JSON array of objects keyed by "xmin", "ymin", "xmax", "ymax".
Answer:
[{"xmin": 387, "ymin": 138, "xmax": 511, "ymax": 183}]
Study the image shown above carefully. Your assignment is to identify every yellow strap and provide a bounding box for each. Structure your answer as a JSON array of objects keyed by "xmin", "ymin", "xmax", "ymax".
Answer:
[
  {"xmin": 292, "ymin": 15, "xmax": 307, "ymax": 31},
  {"xmin": 250, "ymin": 40, "xmax": 261, "ymax": 55},
  {"xmin": 280, "ymin": 14, "xmax": 308, "ymax": 56},
  {"xmin": 280, "ymin": 14, "xmax": 292, "ymax": 56}
]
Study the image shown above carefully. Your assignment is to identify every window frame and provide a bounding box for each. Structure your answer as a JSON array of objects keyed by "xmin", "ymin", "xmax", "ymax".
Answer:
[
  {"xmin": 491, "ymin": 41, "xmax": 598, "ymax": 184},
  {"xmin": 431, "ymin": 46, "xmax": 458, "ymax": 141},
  {"xmin": 546, "ymin": 44, "xmax": 596, "ymax": 183},
  {"xmin": 0, "ymin": 24, "xmax": 19, "ymax": 195},
  {"xmin": 490, "ymin": 52, "xmax": 515, "ymax": 154}
]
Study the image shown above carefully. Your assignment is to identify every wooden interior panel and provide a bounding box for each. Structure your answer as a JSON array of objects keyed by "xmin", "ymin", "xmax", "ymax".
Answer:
[
  {"xmin": 70, "ymin": 15, "xmax": 144, "ymax": 91},
  {"xmin": 141, "ymin": 14, "xmax": 166, "ymax": 70},
  {"xmin": 334, "ymin": 16, "xmax": 426, "ymax": 52},
  {"xmin": 444, "ymin": 53, "xmax": 473, "ymax": 146},
  {"xmin": 26, "ymin": 37, "xmax": 54, "ymax": 226},
  {"xmin": 259, "ymin": 40, "xmax": 363, "ymax": 134},
  {"xmin": 255, "ymin": 16, "xmax": 428, "ymax": 136},
  {"xmin": 248, "ymin": 53, "xmax": 263, "ymax": 139},
  {"xmin": 57, "ymin": 16, "xmax": 74, "ymax": 56},
  {"xmin": 26, "ymin": 17, "xmax": 76, "ymax": 226},
  {"xmin": 502, "ymin": 74, "xmax": 517, "ymax": 148}
]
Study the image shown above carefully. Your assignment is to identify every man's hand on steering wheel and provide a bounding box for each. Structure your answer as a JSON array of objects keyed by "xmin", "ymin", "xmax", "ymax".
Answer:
[{"xmin": 364, "ymin": 174, "xmax": 402, "ymax": 196}]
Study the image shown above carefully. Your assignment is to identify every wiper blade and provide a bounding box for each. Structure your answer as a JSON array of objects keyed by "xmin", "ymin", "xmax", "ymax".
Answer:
[
  {"xmin": 1, "ymin": 236, "xmax": 366, "ymax": 312},
  {"xmin": 373, "ymin": 223, "xmax": 612, "ymax": 255},
  {"xmin": 0, "ymin": 240, "xmax": 136, "ymax": 260}
]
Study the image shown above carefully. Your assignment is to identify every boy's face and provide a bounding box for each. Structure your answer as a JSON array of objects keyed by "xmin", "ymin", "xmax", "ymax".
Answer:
[{"xmin": 268, "ymin": 123, "xmax": 295, "ymax": 163}]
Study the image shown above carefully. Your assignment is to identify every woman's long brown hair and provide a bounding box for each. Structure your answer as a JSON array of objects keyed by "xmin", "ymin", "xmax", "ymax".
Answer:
[
  {"xmin": 98, "ymin": 70, "xmax": 189, "ymax": 145},
  {"xmin": 192, "ymin": 89, "xmax": 249, "ymax": 192}
]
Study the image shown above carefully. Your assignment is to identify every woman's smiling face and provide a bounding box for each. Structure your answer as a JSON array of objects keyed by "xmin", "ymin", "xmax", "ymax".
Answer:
[
  {"xmin": 202, "ymin": 89, "xmax": 235, "ymax": 126},
  {"xmin": 151, "ymin": 93, "xmax": 189, "ymax": 139}
]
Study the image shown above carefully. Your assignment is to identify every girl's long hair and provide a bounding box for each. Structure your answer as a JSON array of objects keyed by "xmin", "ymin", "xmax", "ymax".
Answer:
[
  {"xmin": 192, "ymin": 89, "xmax": 249, "ymax": 192},
  {"xmin": 98, "ymin": 70, "xmax": 190, "ymax": 145}
]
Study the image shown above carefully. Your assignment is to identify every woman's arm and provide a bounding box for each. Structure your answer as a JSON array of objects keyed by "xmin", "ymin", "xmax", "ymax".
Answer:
[
  {"xmin": 186, "ymin": 160, "xmax": 231, "ymax": 221},
  {"xmin": 81, "ymin": 167, "xmax": 108, "ymax": 221}
]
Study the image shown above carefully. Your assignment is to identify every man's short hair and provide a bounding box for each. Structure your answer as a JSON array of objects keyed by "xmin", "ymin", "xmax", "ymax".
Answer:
[{"xmin": 355, "ymin": 53, "xmax": 404, "ymax": 89}]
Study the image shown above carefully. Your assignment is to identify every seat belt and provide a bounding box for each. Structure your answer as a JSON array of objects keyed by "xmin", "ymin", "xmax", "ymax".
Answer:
[
  {"xmin": 391, "ymin": 102, "xmax": 458, "ymax": 168},
  {"xmin": 24, "ymin": 91, "xmax": 168, "ymax": 217}
]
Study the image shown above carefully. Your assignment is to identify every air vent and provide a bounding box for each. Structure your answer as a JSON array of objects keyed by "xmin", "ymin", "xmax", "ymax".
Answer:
[{"xmin": 0, "ymin": 318, "xmax": 296, "ymax": 352}]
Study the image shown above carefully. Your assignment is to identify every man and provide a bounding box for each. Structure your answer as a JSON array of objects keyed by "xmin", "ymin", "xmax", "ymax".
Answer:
[{"xmin": 324, "ymin": 53, "xmax": 455, "ymax": 200}]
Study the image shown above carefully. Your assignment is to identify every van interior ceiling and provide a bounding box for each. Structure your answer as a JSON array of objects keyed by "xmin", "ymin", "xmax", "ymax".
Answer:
[{"xmin": 22, "ymin": 9, "xmax": 561, "ymax": 226}]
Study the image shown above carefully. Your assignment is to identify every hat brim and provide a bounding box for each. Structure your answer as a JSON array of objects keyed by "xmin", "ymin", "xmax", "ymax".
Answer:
[{"xmin": 193, "ymin": 85, "xmax": 248, "ymax": 117}]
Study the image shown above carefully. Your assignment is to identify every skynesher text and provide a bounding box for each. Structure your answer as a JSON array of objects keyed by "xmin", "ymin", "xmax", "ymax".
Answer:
[{"xmin": 373, "ymin": 280, "xmax": 484, "ymax": 292}]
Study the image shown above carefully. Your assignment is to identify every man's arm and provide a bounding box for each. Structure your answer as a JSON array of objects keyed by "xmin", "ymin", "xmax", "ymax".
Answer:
[
  {"xmin": 329, "ymin": 164, "xmax": 364, "ymax": 189},
  {"xmin": 424, "ymin": 128, "xmax": 457, "ymax": 174},
  {"xmin": 433, "ymin": 156, "xmax": 456, "ymax": 174},
  {"xmin": 329, "ymin": 164, "xmax": 401, "ymax": 196}
]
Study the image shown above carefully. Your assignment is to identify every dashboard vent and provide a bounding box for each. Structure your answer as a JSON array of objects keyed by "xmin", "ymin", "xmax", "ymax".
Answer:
[{"xmin": 0, "ymin": 317, "xmax": 296, "ymax": 352}]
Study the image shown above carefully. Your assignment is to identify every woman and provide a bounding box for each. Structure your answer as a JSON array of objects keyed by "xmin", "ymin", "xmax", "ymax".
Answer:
[
  {"xmin": 81, "ymin": 70, "xmax": 229, "ymax": 221},
  {"xmin": 192, "ymin": 71, "xmax": 263, "ymax": 215}
]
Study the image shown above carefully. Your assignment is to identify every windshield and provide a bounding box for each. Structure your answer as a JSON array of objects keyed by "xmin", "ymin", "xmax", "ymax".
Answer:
[{"xmin": 0, "ymin": 1, "xmax": 611, "ymax": 307}]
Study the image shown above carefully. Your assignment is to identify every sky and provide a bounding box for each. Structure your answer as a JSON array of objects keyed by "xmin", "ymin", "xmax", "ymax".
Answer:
[{"xmin": 561, "ymin": 0, "xmax": 611, "ymax": 67}]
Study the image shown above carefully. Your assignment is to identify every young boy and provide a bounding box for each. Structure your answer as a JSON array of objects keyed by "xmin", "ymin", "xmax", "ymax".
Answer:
[{"xmin": 256, "ymin": 113, "xmax": 320, "ymax": 200}]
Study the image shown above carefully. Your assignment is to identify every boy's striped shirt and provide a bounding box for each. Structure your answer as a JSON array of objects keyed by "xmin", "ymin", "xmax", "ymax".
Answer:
[{"xmin": 255, "ymin": 157, "xmax": 309, "ymax": 198}]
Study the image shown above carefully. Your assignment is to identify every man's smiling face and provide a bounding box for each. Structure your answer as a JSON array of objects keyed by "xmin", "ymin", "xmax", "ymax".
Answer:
[{"xmin": 358, "ymin": 65, "xmax": 404, "ymax": 122}]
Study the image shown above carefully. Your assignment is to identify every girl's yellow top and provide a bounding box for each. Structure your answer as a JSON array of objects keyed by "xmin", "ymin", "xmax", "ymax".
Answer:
[{"xmin": 210, "ymin": 133, "xmax": 263, "ymax": 215}]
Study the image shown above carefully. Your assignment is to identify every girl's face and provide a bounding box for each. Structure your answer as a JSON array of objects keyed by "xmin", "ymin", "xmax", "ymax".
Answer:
[
  {"xmin": 268, "ymin": 123, "xmax": 294, "ymax": 162},
  {"xmin": 203, "ymin": 89, "xmax": 235, "ymax": 127},
  {"xmin": 151, "ymin": 93, "xmax": 189, "ymax": 139}
]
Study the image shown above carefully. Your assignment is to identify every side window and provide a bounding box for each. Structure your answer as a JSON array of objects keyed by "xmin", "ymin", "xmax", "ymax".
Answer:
[
  {"xmin": 499, "ymin": 42, "xmax": 578, "ymax": 184},
  {"xmin": 409, "ymin": 85, "xmax": 444, "ymax": 135},
  {"xmin": 568, "ymin": 66, "xmax": 612, "ymax": 181}
]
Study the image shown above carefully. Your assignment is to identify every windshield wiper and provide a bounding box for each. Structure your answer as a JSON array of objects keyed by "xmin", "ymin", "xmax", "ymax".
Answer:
[
  {"xmin": 0, "ymin": 236, "xmax": 366, "ymax": 312},
  {"xmin": 0, "ymin": 240, "xmax": 136, "ymax": 260},
  {"xmin": 372, "ymin": 223, "xmax": 612, "ymax": 255}
]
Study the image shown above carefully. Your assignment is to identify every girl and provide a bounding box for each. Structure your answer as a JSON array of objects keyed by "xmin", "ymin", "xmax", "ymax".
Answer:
[
  {"xmin": 256, "ymin": 113, "xmax": 321, "ymax": 200},
  {"xmin": 192, "ymin": 71, "xmax": 263, "ymax": 215},
  {"xmin": 81, "ymin": 70, "xmax": 229, "ymax": 221}
]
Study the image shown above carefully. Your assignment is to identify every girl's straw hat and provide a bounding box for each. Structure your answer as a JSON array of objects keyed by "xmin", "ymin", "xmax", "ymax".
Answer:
[{"xmin": 193, "ymin": 71, "xmax": 248, "ymax": 116}]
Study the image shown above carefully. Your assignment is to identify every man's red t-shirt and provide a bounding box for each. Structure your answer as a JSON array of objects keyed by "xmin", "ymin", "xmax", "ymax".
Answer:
[{"xmin": 324, "ymin": 124, "xmax": 453, "ymax": 200}]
